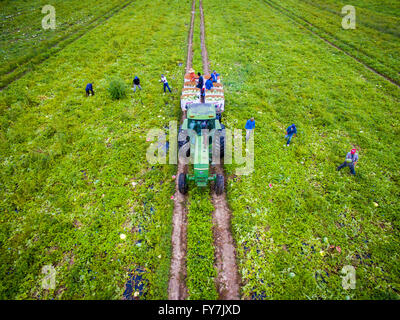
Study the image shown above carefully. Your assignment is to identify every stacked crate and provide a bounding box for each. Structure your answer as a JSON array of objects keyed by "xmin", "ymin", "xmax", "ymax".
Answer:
[
  {"xmin": 204, "ymin": 74, "xmax": 224, "ymax": 115},
  {"xmin": 181, "ymin": 73, "xmax": 201, "ymax": 111}
]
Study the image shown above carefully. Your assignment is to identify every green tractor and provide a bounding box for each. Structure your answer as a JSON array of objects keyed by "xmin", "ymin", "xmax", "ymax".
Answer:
[{"xmin": 178, "ymin": 103, "xmax": 225, "ymax": 195}]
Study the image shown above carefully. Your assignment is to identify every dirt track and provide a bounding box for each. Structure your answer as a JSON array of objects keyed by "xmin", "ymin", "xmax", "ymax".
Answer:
[
  {"xmin": 210, "ymin": 164, "xmax": 241, "ymax": 299},
  {"xmin": 199, "ymin": 0, "xmax": 209, "ymax": 75},
  {"xmin": 199, "ymin": 0, "xmax": 241, "ymax": 300}
]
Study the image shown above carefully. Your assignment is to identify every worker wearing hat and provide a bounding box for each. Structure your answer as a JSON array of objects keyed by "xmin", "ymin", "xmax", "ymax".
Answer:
[
  {"xmin": 337, "ymin": 148, "xmax": 359, "ymax": 175},
  {"xmin": 188, "ymin": 68, "xmax": 196, "ymax": 82}
]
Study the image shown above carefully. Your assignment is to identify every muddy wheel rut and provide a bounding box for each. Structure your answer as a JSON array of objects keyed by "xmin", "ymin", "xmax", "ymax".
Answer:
[
  {"xmin": 200, "ymin": 0, "xmax": 241, "ymax": 300},
  {"xmin": 210, "ymin": 164, "xmax": 241, "ymax": 299},
  {"xmin": 167, "ymin": 0, "xmax": 195, "ymax": 300}
]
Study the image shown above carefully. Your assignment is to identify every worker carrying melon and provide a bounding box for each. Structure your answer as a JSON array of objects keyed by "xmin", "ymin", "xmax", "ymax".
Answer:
[{"xmin": 337, "ymin": 148, "xmax": 359, "ymax": 175}]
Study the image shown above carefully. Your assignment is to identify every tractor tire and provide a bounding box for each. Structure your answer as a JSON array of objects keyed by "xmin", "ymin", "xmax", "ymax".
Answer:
[
  {"xmin": 178, "ymin": 173, "xmax": 188, "ymax": 194},
  {"xmin": 215, "ymin": 124, "xmax": 225, "ymax": 159},
  {"xmin": 178, "ymin": 126, "xmax": 190, "ymax": 148},
  {"xmin": 178, "ymin": 126, "xmax": 190, "ymax": 157},
  {"xmin": 215, "ymin": 174, "xmax": 224, "ymax": 195}
]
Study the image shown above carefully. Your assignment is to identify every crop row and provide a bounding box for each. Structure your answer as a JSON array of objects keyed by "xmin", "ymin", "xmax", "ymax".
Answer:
[
  {"xmin": 203, "ymin": 0, "xmax": 399, "ymax": 299},
  {"xmin": 262, "ymin": 0, "xmax": 400, "ymax": 85},
  {"xmin": 186, "ymin": 188, "xmax": 218, "ymax": 299},
  {"xmin": 0, "ymin": 0, "xmax": 133, "ymax": 88},
  {"xmin": 0, "ymin": 0, "xmax": 189, "ymax": 299}
]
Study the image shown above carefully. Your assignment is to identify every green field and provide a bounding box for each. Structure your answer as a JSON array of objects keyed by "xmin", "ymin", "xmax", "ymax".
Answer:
[
  {"xmin": 0, "ymin": 0, "xmax": 187, "ymax": 299},
  {"xmin": 0, "ymin": 0, "xmax": 133, "ymax": 88},
  {"xmin": 204, "ymin": 0, "xmax": 400, "ymax": 299},
  {"xmin": 0, "ymin": 0, "xmax": 399, "ymax": 300},
  {"xmin": 262, "ymin": 0, "xmax": 400, "ymax": 84}
]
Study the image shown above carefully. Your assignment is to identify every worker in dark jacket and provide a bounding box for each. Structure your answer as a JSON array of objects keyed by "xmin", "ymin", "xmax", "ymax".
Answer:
[
  {"xmin": 85, "ymin": 83, "xmax": 94, "ymax": 96},
  {"xmin": 285, "ymin": 124, "xmax": 297, "ymax": 146},
  {"xmin": 132, "ymin": 76, "xmax": 142, "ymax": 92},
  {"xmin": 337, "ymin": 148, "xmax": 359, "ymax": 175},
  {"xmin": 196, "ymin": 72, "xmax": 205, "ymax": 97},
  {"xmin": 196, "ymin": 72, "xmax": 204, "ymax": 89}
]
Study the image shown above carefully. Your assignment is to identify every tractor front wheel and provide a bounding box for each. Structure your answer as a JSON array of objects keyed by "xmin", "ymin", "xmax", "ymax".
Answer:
[
  {"xmin": 215, "ymin": 174, "xmax": 224, "ymax": 195},
  {"xmin": 178, "ymin": 173, "xmax": 188, "ymax": 194}
]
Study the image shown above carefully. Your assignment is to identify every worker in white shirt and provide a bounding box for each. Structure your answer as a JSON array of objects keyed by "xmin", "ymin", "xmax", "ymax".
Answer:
[{"xmin": 161, "ymin": 74, "xmax": 171, "ymax": 93}]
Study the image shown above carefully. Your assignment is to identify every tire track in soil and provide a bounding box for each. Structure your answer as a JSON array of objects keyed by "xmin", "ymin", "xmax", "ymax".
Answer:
[
  {"xmin": 199, "ymin": 0, "xmax": 241, "ymax": 300},
  {"xmin": 167, "ymin": 0, "xmax": 196, "ymax": 300},
  {"xmin": 199, "ymin": 0, "xmax": 209, "ymax": 75}
]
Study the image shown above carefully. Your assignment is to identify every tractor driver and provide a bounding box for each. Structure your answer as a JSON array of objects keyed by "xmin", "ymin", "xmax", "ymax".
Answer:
[{"xmin": 200, "ymin": 120, "xmax": 208, "ymax": 130}]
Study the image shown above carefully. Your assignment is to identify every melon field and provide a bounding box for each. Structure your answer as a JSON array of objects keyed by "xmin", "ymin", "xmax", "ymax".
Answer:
[{"xmin": 0, "ymin": 0, "xmax": 399, "ymax": 301}]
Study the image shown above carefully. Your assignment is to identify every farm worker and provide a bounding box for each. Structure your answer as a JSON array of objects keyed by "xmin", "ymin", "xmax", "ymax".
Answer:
[
  {"xmin": 161, "ymin": 74, "xmax": 171, "ymax": 93},
  {"xmin": 189, "ymin": 120, "xmax": 196, "ymax": 130},
  {"xmin": 196, "ymin": 72, "xmax": 205, "ymax": 97},
  {"xmin": 211, "ymin": 70, "xmax": 220, "ymax": 83},
  {"xmin": 85, "ymin": 83, "xmax": 94, "ymax": 96},
  {"xmin": 188, "ymin": 68, "xmax": 196, "ymax": 81},
  {"xmin": 205, "ymin": 77, "xmax": 214, "ymax": 90},
  {"xmin": 201, "ymin": 120, "xmax": 210, "ymax": 130},
  {"xmin": 132, "ymin": 76, "xmax": 142, "ymax": 92},
  {"xmin": 285, "ymin": 124, "xmax": 297, "ymax": 146},
  {"xmin": 245, "ymin": 117, "xmax": 255, "ymax": 141},
  {"xmin": 337, "ymin": 148, "xmax": 359, "ymax": 175},
  {"xmin": 196, "ymin": 72, "xmax": 204, "ymax": 89}
]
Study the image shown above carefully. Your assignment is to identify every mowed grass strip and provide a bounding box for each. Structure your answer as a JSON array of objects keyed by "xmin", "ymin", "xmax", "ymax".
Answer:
[
  {"xmin": 186, "ymin": 188, "xmax": 218, "ymax": 299},
  {"xmin": 203, "ymin": 0, "xmax": 399, "ymax": 299},
  {"xmin": 0, "ymin": 0, "xmax": 188, "ymax": 299}
]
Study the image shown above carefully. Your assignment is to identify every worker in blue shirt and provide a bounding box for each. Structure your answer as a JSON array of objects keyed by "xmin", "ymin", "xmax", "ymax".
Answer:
[
  {"xmin": 285, "ymin": 124, "xmax": 297, "ymax": 146},
  {"xmin": 205, "ymin": 76, "xmax": 214, "ymax": 90},
  {"xmin": 85, "ymin": 83, "xmax": 94, "ymax": 96},
  {"xmin": 245, "ymin": 117, "xmax": 255, "ymax": 141},
  {"xmin": 211, "ymin": 70, "xmax": 220, "ymax": 83}
]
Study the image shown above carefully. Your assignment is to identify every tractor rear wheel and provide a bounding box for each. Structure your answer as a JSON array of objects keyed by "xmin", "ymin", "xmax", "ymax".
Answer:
[
  {"xmin": 215, "ymin": 174, "xmax": 224, "ymax": 195},
  {"xmin": 178, "ymin": 173, "xmax": 188, "ymax": 194},
  {"xmin": 218, "ymin": 124, "xmax": 225, "ymax": 158},
  {"xmin": 178, "ymin": 126, "xmax": 190, "ymax": 157}
]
